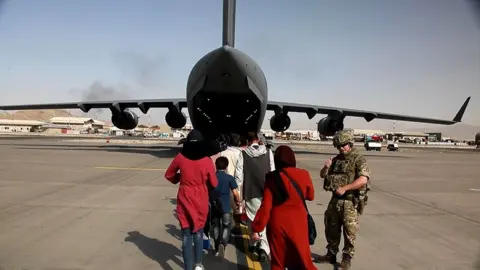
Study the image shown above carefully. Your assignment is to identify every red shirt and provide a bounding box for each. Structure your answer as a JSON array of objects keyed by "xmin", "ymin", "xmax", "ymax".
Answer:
[{"xmin": 165, "ymin": 153, "xmax": 218, "ymax": 232}]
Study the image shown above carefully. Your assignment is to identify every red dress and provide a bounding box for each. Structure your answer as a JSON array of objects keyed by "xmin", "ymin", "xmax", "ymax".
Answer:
[
  {"xmin": 251, "ymin": 167, "xmax": 317, "ymax": 270},
  {"xmin": 165, "ymin": 153, "xmax": 218, "ymax": 233}
]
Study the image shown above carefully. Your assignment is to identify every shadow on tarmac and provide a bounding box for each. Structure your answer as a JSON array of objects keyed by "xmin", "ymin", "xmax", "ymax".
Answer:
[
  {"xmin": 125, "ymin": 231, "xmax": 184, "ymax": 270},
  {"xmin": 10, "ymin": 144, "xmax": 181, "ymax": 159},
  {"xmin": 310, "ymin": 252, "xmax": 340, "ymax": 270},
  {"xmin": 165, "ymin": 224, "xmax": 181, "ymax": 241},
  {"xmin": 125, "ymin": 228, "xmax": 246, "ymax": 270}
]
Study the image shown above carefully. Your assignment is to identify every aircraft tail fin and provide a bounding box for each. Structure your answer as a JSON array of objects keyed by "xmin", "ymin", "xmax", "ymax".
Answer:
[
  {"xmin": 452, "ymin": 96, "xmax": 471, "ymax": 123},
  {"xmin": 222, "ymin": 0, "xmax": 236, "ymax": 47}
]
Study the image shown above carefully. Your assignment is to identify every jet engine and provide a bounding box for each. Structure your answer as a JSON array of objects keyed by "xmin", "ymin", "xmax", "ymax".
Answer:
[
  {"xmin": 165, "ymin": 109, "xmax": 187, "ymax": 129},
  {"xmin": 270, "ymin": 113, "xmax": 291, "ymax": 132},
  {"xmin": 111, "ymin": 109, "xmax": 139, "ymax": 130},
  {"xmin": 317, "ymin": 116, "xmax": 344, "ymax": 136}
]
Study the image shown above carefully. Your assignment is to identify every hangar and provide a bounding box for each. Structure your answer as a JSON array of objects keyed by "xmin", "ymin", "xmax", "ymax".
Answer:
[
  {"xmin": 48, "ymin": 117, "xmax": 106, "ymax": 130},
  {"xmin": 39, "ymin": 124, "xmax": 75, "ymax": 134},
  {"xmin": 0, "ymin": 119, "xmax": 45, "ymax": 133},
  {"xmin": 34, "ymin": 117, "xmax": 107, "ymax": 134}
]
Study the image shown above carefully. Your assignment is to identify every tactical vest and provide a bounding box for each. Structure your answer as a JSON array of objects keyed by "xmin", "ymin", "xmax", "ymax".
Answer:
[
  {"xmin": 324, "ymin": 148, "xmax": 371, "ymax": 199},
  {"xmin": 242, "ymin": 150, "xmax": 271, "ymax": 201}
]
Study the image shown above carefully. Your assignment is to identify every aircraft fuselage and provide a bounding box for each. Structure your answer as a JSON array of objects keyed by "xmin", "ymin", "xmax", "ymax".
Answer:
[{"xmin": 185, "ymin": 45, "xmax": 268, "ymax": 139}]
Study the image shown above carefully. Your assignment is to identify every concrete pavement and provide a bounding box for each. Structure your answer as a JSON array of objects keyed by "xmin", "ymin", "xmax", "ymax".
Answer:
[{"xmin": 0, "ymin": 139, "xmax": 479, "ymax": 269}]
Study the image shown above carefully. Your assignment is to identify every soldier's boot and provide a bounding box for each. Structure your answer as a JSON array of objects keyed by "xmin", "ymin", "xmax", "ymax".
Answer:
[
  {"xmin": 314, "ymin": 251, "xmax": 337, "ymax": 264},
  {"xmin": 339, "ymin": 254, "xmax": 352, "ymax": 269}
]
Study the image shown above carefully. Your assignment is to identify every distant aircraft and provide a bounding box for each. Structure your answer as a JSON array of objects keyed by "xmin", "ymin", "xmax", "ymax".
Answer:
[{"xmin": 0, "ymin": 0, "xmax": 472, "ymax": 143}]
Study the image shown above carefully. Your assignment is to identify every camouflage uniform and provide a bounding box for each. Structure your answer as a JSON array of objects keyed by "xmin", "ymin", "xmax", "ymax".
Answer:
[{"xmin": 317, "ymin": 130, "xmax": 371, "ymax": 269}]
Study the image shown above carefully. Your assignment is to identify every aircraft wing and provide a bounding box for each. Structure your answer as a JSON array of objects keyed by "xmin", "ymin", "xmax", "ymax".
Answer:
[
  {"xmin": 0, "ymin": 98, "xmax": 188, "ymax": 114},
  {"xmin": 267, "ymin": 96, "xmax": 471, "ymax": 125}
]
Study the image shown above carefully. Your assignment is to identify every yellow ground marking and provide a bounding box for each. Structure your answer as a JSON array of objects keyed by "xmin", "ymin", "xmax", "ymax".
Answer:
[
  {"xmin": 239, "ymin": 223, "xmax": 262, "ymax": 270},
  {"xmin": 94, "ymin": 166, "xmax": 166, "ymax": 171}
]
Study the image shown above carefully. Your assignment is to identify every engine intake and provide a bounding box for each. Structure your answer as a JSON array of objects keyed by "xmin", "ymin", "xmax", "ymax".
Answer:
[
  {"xmin": 270, "ymin": 113, "xmax": 291, "ymax": 132},
  {"xmin": 111, "ymin": 109, "xmax": 139, "ymax": 130},
  {"xmin": 317, "ymin": 116, "xmax": 344, "ymax": 136},
  {"xmin": 165, "ymin": 109, "xmax": 187, "ymax": 129}
]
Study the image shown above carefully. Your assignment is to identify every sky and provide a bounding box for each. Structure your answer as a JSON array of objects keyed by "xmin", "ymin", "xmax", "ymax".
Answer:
[{"xmin": 0, "ymin": 0, "xmax": 479, "ymax": 131}]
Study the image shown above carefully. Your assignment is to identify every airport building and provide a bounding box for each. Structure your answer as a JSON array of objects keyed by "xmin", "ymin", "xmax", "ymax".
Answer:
[
  {"xmin": 353, "ymin": 129, "xmax": 386, "ymax": 136},
  {"xmin": 36, "ymin": 117, "xmax": 107, "ymax": 134},
  {"xmin": 0, "ymin": 119, "xmax": 45, "ymax": 133},
  {"xmin": 283, "ymin": 130, "xmax": 318, "ymax": 140},
  {"xmin": 39, "ymin": 124, "xmax": 76, "ymax": 134},
  {"xmin": 385, "ymin": 131, "xmax": 428, "ymax": 142},
  {"xmin": 427, "ymin": 132, "xmax": 442, "ymax": 142},
  {"xmin": 49, "ymin": 117, "xmax": 105, "ymax": 129}
]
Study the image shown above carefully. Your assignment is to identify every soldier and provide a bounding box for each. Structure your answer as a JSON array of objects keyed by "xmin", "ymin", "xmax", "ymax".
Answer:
[{"xmin": 315, "ymin": 129, "xmax": 371, "ymax": 269}]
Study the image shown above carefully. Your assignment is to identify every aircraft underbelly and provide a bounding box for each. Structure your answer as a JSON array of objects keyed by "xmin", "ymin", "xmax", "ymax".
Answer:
[{"xmin": 190, "ymin": 91, "xmax": 262, "ymax": 137}]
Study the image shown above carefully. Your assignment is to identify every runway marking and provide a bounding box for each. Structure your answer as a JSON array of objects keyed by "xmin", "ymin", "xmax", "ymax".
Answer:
[
  {"xmin": 94, "ymin": 166, "xmax": 166, "ymax": 171},
  {"xmin": 239, "ymin": 223, "xmax": 262, "ymax": 270},
  {"xmin": 469, "ymin": 189, "xmax": 480, "ymax": 192}
]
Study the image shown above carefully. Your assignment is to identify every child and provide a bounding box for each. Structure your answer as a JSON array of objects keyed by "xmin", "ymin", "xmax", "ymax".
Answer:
[{"xmin": 209, "ymin": 156, "xmax": 241, "ymax": 258}]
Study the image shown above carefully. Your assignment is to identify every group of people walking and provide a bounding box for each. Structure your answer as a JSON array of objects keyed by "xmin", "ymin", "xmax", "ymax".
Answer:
[{"xmin": 165, "ymin": 129, "xmax": 371, "ymax": 270}]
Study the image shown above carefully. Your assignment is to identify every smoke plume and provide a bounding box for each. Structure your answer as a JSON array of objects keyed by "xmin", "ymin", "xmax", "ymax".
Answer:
[
  {"xmin": 69, "ymin": 81, "xmax": 131, "ymax": 115},
  {"xmin": 113, "ymin": 51, "xmax": 170, "ymax": 88}
]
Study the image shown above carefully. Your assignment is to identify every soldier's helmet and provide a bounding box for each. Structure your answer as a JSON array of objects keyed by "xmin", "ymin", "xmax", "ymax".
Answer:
[{"xmin": 333, "ymin": 129, "xmax": 354, "ymax": 147}]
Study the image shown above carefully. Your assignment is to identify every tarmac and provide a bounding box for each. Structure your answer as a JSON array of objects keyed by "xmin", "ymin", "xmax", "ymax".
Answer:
[{"xmin": 0, "ymin": 137, "xmax": 479, "ymax": 270}]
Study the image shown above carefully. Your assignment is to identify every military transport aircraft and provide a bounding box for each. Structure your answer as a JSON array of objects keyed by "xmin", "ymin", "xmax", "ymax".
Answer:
[{"xmin": 0, "ymin": 0, "xmax": 472, "ymax": 142}]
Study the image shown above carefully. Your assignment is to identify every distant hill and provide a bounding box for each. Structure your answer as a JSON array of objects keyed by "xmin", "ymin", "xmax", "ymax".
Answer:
[
  {"xmin": 0, "ymin": 110, "xmax": 116, "ymax": 125},
  {"xmin": 0, "ymin": 109, "xmax": 115, "ymax": 126},
  {"xmin": 0, "ymin": 109, "xmax": 76, "ymax": 121}
]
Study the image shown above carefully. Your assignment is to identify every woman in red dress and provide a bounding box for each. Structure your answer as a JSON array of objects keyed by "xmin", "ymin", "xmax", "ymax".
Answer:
[
  {"xmin": 165, "ymin": 130, "xmax": 218, "ymax": 270},
  {"xmin": 251, "ymin": 145, "xmax": 317, "ymax": 270}
]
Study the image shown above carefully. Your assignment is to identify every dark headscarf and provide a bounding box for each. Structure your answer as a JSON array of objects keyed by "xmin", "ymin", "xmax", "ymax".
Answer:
[
  {"xmin": 274, "ymin": 145, "xmax": 296, "ymax": 170},
  {"xmin": 180, "ymin": 129, "xmax": 209, "ymax": 160},
  {"xmin": 269, "ymin": 145, "xmax": 296, "ymax": 205}
]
